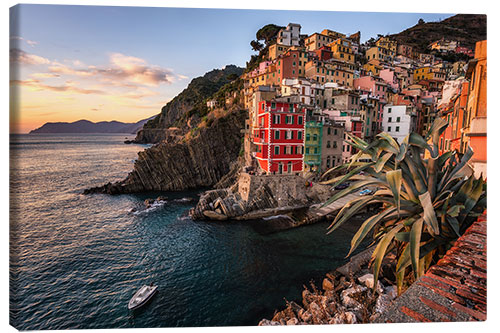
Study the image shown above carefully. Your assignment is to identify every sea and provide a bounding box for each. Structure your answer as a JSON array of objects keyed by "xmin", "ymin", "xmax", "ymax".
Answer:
[{"xmin": 9, "ymin": 133, "xmax": 364, "ymax": 330}]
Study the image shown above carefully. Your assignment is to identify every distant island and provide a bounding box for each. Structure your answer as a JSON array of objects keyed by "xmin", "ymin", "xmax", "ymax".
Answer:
[{"xmin": 29, "ymin": 117, "xmax": 154, "ymax": 134}]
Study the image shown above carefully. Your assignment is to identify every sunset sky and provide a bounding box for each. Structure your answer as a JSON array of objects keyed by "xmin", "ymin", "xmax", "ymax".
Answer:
[{"xmin": 9, "ymin": 4, "xmax": 452, "ymax": 133}]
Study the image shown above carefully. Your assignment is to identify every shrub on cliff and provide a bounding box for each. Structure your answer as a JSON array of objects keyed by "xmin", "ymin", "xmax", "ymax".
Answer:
[{"xmin": 321, "ymin": 118, "xmax": 486, "ymax": 294}]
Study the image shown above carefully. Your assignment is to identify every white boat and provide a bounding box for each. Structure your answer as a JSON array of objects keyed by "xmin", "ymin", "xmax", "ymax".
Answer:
[{"xmin": 128, "ymin": 285, "xmax": 158, "ymax": 310}]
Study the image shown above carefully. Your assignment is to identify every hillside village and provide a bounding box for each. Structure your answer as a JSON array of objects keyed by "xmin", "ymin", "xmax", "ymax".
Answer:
[{"xmin": 219, "ymin": 23, "xmax": 487, "ymax": 179}]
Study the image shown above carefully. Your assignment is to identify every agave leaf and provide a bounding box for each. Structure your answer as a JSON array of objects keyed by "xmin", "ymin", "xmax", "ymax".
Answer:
[
  {"xmin": 437, "ymin": 151, "xmax": 453, "ymax": 169},
  {"xmin": 395, "ymin": 231, "xmax": 410, "ymax": 242},
  {"xmin": 320, "ymin": 163, "xmax": 374, "ymax": 186},
  {"xmin": 447, "ymin": 204, "xmax": 464, "ymax": 217},
  {"xmin": 386, "ymin": 170, "xmax": 402, "ymax": 213},
  {"xmin": 410, "ymin": 217, "xmax": 424, "ymax": 279},
  {"xmin": 374, "ymin": 152, "xmax": 393, "ymax": 173},
  {"xmin": 372, "ymin": 223, "xmax": 404, "ymax": 291},
  {"xmin": 327, "ymin": 196, "xmax": 379, "ymax": 233},
  {"xmin": 347, "ymin": 207, "xmax": 398, "ymax": 257},
  {"xmin": 446, "ymin": 216, "xmax": 461, "ymax": 237},
  {"xmin": 408, "ymin": 132, "xmax": 432, "ymax": 152},
  {"xmin": 440, "ymin": 147, "xmax": 474, "ymax": 189},
  {"xmin": 377, "ymin": 132, "xmax": 400, "ymax": 151},
  {"xmin": 321, "ymin": 179, "xmax": 380, "ymax": 207},
  {"xmin": 419, "ymin": 191, "xmax": 440, "ymax": 236},
  {"xmin": 463, "ymin": 177, "xmax": 485, "ymax": 216},
  {"xmin": 396, "ymin": 143, "xmax": 408, "ymax": 163},
  {"xmin": 426, "ymin": 117, "xmax": 448, "ymax": 146},
  {"xmin": 404, "ymin": 158, "xmax": 427, "ymax": 194}
]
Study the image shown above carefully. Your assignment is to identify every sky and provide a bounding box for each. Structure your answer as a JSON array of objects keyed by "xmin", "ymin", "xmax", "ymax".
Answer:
[{"xmin": 9, "ymin": 4, "xmax": 453, "ymax": 133}]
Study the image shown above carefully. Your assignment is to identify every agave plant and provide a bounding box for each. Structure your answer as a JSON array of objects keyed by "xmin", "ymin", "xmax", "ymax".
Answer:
[{"xmin": 320, "ymin": 118, "xmax": 486, "ymax": 294}]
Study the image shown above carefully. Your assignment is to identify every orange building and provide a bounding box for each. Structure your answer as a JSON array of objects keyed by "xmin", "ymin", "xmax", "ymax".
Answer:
[{"xmin": 464, "ymin": 40, "xmax": 487, "ymax": 178}]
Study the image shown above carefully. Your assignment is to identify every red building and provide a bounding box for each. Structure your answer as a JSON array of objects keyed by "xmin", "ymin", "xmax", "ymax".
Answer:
[
  {"xmin": 253, "ymin": 101, "xmax": 305, "ymax": 174},
  {"xmin": 277, "ymin": 50, "xmax": 301, "ymax": 82}
]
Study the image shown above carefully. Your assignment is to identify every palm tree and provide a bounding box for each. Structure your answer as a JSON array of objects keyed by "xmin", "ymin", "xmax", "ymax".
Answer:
[{"xmin": 321, "ymin": 118, "xmax": 486, "ymax": 294}]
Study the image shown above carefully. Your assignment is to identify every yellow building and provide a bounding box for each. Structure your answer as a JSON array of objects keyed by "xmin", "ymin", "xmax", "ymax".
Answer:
[
  {"xmin": 304, "ymin": 60, "xmax": 353, "ymax": 87},
  {"xmin": 366, "ymin": 46, "xmax": 395, "ymax": 62},
  {"xmin": 305, "ymin": 33, "xmax": 336, "ymax": 51},
  {"xmin": 268, "ymin": 43, "xmax": 290, "ymax": 60},
  {"xmin": 375, "ymin": 36, "xmax": 397, "ymax": 53},
  {"xmin": 413, "ymin": 66, "xmax": 446, "ymax": 82},
  {"xmin": 320, "ymin": 29, "xmax": 346, "ymax": 40},
  {"xmin": 328, "ymin": 38, "xmax": 355, "ymax": 63},
  {"xmin": 363, "ymin": 59, "xmax": 383, "ymax": 76}
]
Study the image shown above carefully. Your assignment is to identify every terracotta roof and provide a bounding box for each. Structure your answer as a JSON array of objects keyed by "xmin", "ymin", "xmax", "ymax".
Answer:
[{"xmin": 377, "ymin": 213, "xmax": 487, "ymax": 323}]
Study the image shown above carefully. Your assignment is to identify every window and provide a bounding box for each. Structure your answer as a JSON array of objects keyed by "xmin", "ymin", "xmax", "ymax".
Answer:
[
  {"xmin": 306, "ymin": 147, "xmax": 310, "ymax": 154},
  {"xmin": 326, "ymin": 141, "xmax": 331, "ymax": 148},
  {"xmin": 333, "ymin": 141, "xmax": 337, "ymax": 148},
  {"xmin": 298, "ymin": 131, "xmax": 302, "ymax": 140},
  {"xmin": 306, "ymin": 133, "xmax": 310, "ymax": 141},
  {"xmin": 273, "ymin": 114, "xmax": 280, "ymax": 124},
  {"xmin": 388, "ymin": 126, "xmax": 391, "ymax": 132},
  {"xmin": 396, "ymin": 126, "xmax": 400, "ymax": 132},
  {"xmin": 327, "ymin": 127, "xmax": 331, "ymax": 135},
  {"xmin": 298, "ymin": 116, "xmax": 303, "ymax": 125},
  {"xmin": 397, "ymin": 117, "xmax": 401, "ymax": 122},
  {"xmin": 388, "ymin": 107, "xmax": 392, "ymax": 113},
  {"xmin": 289, "ymin": 104, "xmax": 294, "ymax": 112},
  {"xmin": 275, "ymin": 130, "xmax": 280, "ymax": 139},
  {"xmin": 388, "ymin": 117, "xmax": 392, "ymax": 123},
  {"xmin": 334, "ymin": 129, "xmax": 337, "ymax": 135},
  {"xmin": 313, "ymin": 134, "xmax": 318, "ymax": 141},
  {"xmin": 274, "ymin": 146, "xmax": 280, "ymax": 155}
]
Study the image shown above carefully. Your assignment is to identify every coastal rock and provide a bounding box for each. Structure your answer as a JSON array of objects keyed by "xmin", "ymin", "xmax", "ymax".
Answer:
[
  {"xmin": 341, "ymin": 285, "xmax": 367, "ymax": 309},
  {"xmin": 286, "ymin": 318, "xmax": 299, "ymax": 325},
  {"xmin": 322, "ymin": 278, "xmax": 334, "ymax": 291},
  {"xmin": 258, "ymin": 319, "xmax": 280, "ymax": 326},
  {"xmin": 202, "ymin": 210, "xmax": 228, "ymax": 221},
  {"xmin": 358, "ymin": 274, "xmax": 384, "ymax": 294},
  {"xmin": 84, "ymin": 110, "xmax": 246, "ymax": 194}
]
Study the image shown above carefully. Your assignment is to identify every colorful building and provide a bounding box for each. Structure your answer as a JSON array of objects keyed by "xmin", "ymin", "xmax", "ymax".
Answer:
[
  {"xmin": 382, "ymin": 104, "xmax": 417, "ymax": 143},
  {"xmin": 277, "ymin": 23, "xmax": 301, "ymax": 46},
  {"xmin": 304, "ymin": 121, "xmax": 323, "ymax": 172},
  {"xmin": 328, "ymin": 38, "xmax": 355, "ymax": 63},
  {"xmin": 464, "ymin": 40, "xmax": 487, "ymax": 178},
  {"xmin": 253, "ymin": 101, "xmax": 305, "ymax": 174},
  {"xmin": 321, "ymin": 121, "xmax": 344, "ymax": 171}
]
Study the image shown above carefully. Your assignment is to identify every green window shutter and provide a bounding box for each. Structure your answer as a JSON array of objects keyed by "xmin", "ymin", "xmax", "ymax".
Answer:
[{"xmin": 275, "ymin": 146, "xmax": 280, "ymax": 155}]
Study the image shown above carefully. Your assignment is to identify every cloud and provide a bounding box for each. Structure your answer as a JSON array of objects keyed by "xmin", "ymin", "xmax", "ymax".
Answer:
[
  {"xmin": 11, "ymin": 79, "xmax": 106, "ymax": 95},
  {"xmin": 10, "ymin": 36, "xmax": 38, "ymax": 47},
  {"xmin": 47, "ymin": 52, "xmax": 184, "ymax": 87},
  {"xmin": 30, "ymin": 73, "xmax": 61, "ymax": 79},
  {"xmin": 10, "ymin": 48, "xmax": 50, "ymax": 65}
]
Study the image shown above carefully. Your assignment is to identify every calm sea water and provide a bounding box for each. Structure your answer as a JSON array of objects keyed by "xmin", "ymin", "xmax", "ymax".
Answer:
[{"xmin": 10, "ymin": 133, "xmax": 362, "ymax": 330}]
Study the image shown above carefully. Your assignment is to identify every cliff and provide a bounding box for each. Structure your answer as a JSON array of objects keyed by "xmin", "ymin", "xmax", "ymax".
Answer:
[
  {"xmin": 389, "ymin": 14, "xmax": 486, "ymax": 53},
  {"xmin": 133, "ymin": 65, "xmax": 244, "ymax": 144},
  {"xmin": 84, "ymin": 109, "xmax": 247, "ymax": 194}
]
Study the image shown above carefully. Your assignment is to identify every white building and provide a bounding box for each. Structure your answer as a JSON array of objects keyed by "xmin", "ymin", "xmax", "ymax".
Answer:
[
  {"xmin": 277, "ymin": 23, "xmax": 301, "ymax": 46},
  {"xmin": 382, "ymin": 105, "xmax": 417, "ymax": 143}
]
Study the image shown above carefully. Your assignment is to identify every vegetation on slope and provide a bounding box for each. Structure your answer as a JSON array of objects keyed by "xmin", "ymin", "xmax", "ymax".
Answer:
[{"xmin": 389, "ymin": 14, "xmax": 486, "ymax": 53}]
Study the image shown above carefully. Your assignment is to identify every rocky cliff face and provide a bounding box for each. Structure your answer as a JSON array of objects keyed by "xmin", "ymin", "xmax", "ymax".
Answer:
[{"xmin": 84, "ymin": 109, "xmax": 247, "ymax": 194}]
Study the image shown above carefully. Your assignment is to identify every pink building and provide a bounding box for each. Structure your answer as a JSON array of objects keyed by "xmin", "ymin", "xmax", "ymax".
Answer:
[
  {"xmin": 379, "ymin": 68, "xmax": 399, "ymax": 91},
  {"xmin": 353, "ymin": 76, "xmax": 388, "ymax": 101}
]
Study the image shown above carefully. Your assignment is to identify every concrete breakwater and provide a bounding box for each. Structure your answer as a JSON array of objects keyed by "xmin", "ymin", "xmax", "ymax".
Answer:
[{"xmin": 189, "ymin": 173, "xmax": 333, "ymax": 227}]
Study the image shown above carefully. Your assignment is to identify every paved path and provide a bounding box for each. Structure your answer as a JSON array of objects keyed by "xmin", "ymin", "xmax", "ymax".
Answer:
[{"xmin": 308, "ymin": 193, "xmax": 362, "ymax": 219}]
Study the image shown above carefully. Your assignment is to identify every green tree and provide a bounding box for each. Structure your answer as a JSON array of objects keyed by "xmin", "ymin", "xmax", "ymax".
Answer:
[
  {"xmin": 321, "ymin": 118, "xmax": 486, "ymax": 294},
  {"xmin": 256, "ymin": 24, "xmax": 284, "ymax": 45}
]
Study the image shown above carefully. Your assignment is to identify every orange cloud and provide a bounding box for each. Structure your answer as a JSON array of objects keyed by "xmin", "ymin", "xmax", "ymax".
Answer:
[{"xmin": 11, "ymin": 79, "xmax": 106, "ymax": 95}]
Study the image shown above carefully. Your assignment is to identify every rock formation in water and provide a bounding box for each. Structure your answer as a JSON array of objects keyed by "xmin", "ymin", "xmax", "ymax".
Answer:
[
  {"xmin": 84, "ymin": 109, "xmax": 247, "ymax": 194},
  {"xmin": 30, "ymin": 117, "xmax": 154, "ymax": 134}
]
